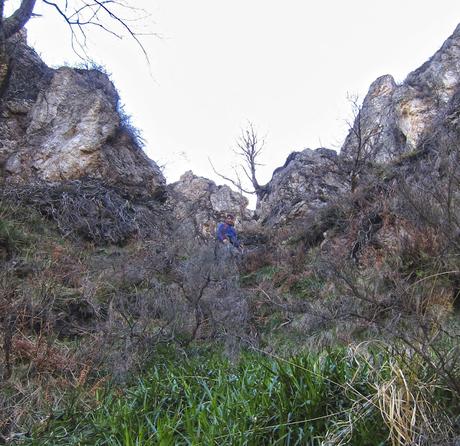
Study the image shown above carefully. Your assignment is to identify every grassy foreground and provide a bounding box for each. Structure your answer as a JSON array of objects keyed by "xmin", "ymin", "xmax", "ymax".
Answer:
[{"xmin": 26, "ymin": 346, "xmax": 456, "ymax": 446}]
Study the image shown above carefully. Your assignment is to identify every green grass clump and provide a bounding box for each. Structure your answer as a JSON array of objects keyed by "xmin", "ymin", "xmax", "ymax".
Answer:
[
  {"xmin": 0, "ymin": 218, "xmax": 28, "ymax": 255},
  {"xmin": 289, "ymin": 275, "xmax": 324, "ymax": 299},
  {"xmin": 0, "ymin": 199, "xmax": 62, "ymax": 259},
  {"xmin": 28, "ymin": 349, "xmax": 394, "ymax": 446},
  {"xmin": 241, "ymin": 266, "xmax": 280, "ymax": 286}
]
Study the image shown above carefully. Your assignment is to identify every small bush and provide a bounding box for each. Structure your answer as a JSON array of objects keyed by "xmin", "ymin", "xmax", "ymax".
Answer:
[
  {"xmin": 0, "ymin": 219, "xmax": 27, "ymax": 259},
  {"xmin": 240, "ymin": 265, "xmax": 279, "ymax": 287}
]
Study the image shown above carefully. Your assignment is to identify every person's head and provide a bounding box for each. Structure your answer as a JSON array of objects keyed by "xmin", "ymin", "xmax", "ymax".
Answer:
[{"xmin": 225, "ymin": 213, "xmax": 235, "ymax": 225}]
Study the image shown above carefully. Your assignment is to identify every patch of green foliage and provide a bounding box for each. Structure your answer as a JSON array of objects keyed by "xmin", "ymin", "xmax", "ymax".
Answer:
[
  {"xmin": 0, "ymin": 218, "xmax": 28, "ymax": 256},
  {"xmin": 241, "ymin": 265, "xmax": 280, "ymax": 286},
  {"xmin": 27, "ymin": 348, "xmax": 399, "ymax": 445},
  {"xmin": 289, "ymin": 275, "xmax": 324, "ymax": 299},
  {"xmin": 0, "ymin": 200, "xmax": 60, "ymax": 256},
  {"xmin": 392, "ymin": 149, "xmax": 423, "ymax": 165}
]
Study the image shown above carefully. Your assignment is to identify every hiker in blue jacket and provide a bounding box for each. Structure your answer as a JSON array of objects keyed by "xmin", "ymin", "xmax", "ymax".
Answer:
[{"xmin": 216, "ymin": 214, "xmax": 241, "ymax": 250}]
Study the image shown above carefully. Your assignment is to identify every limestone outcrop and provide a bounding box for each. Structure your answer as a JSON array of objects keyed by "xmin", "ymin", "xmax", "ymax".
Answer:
[
  {"xmin": 3, "ymin": 23, "xmax": 460, "ymax": 247},
  {"xmin": 255, "ymin": 148, "xmax": 347, "ymax": 226},
  {"xmin": 0, "ymin": 32, "xmax": 165, "ymax": 197},
  {"xmin": 257, "ymin": 24, "xmax": 460, "ymax": 229},
  {"xmin": 168, "ymin": 170, "xmax": 251, "ymax": 239},
  {"xmin": 341, "ymin": 23, "xmax": 460, "ymax": 162}
]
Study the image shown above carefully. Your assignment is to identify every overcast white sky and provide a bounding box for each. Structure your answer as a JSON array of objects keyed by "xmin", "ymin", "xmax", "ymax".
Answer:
[{"xmin": 21, "ymin": 0, "xmax": 460, "ymax": 201}]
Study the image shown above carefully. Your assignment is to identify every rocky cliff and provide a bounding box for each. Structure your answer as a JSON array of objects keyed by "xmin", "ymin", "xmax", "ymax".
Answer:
[
  {"xmin": 255, "ymin": 148, "xmax": 347, "ymax": 226},
  {"xmin": 0, "ymin": 32, "xmax": 255, "ymax": 247},
  {"xmin": 256, "ymin": 23, "xmax": 460, "ymax": 228},
  {"xmin": 341, "ymin": 23, "xmax": 460, "ymax": 162},
  {"xmin": 2, "ymin": 24, "xmax": 460, "ymax": 243},
  {"xmin": 0, "ymin": 32, "xmax": 165, "ymax": 198}
]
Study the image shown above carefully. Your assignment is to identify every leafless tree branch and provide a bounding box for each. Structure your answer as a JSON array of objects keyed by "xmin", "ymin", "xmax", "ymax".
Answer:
[
  {"xmin": 209, "ymin": 122, "xmax": 268, "ymax": 201},
  {"xmin": 1, "ymin": 0, "xmax": 150, "ymax": 63},
  {"xmin": 209, "ymin": 157, "xmax": 255, "ymax": 195}
]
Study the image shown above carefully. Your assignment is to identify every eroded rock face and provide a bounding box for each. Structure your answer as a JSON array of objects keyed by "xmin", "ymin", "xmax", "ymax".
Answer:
[
  {"xmin": 258, "ymin": 24, "xmax": 460, "ymax": 233},
  {"xmin": 256, "ymin": 148, "xmax": 347, "ymax": 226},
  {"xmin": 341, "ymin": 23, "xmax": 460, "ymax": 162},
  {"xmin": 168, "ymin": 171, "xmax": 251, "ymax": 239},
  {"xmin": 340, "ymin": 75, "xmax": 401, "ymax": 163},
  {"xmin": 0, "ymin": 33, "xmax": 165, "ymax": 197}
]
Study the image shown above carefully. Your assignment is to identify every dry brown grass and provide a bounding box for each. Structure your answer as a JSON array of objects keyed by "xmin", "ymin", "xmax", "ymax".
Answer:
[
  {"xmin": 376, "ymin": 361, "xmax": 451, "ymax": 446},
  {"xmin": 12, "ymin": 335, "xmax": 76, "ymax": 375}
]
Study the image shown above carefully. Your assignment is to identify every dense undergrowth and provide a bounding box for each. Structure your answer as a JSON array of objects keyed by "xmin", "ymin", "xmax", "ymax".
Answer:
[
  {"xmin": 1, "ymin": 136, "xmax": 460, "ymax": 445},
  {"xmin": 25, "ymin": 345, "xmax": 457, "ymax": 446},
  {"xmin": 1, "ymin": 186, "xmax": 460, "ymax": 444}
]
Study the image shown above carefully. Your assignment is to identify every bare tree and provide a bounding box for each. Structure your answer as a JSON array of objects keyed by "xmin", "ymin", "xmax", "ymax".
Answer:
[
  {"xmin": 0, "ymin": 0, "xmax": 37, "ymax": 43},
  {"xmin": 0, "ymin": 0, "xmax": 149, "ymax": 90},
  {"xmin": 0, "ymin": 0, "xmax": 147, "ymax": 49},
  {"xmin": 341, "ymin": 94, "xmax": 385, "ymax": 192},
  {"xmin": 211, "ymin": 122, "xmax": 268, "ymax": 201}
]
